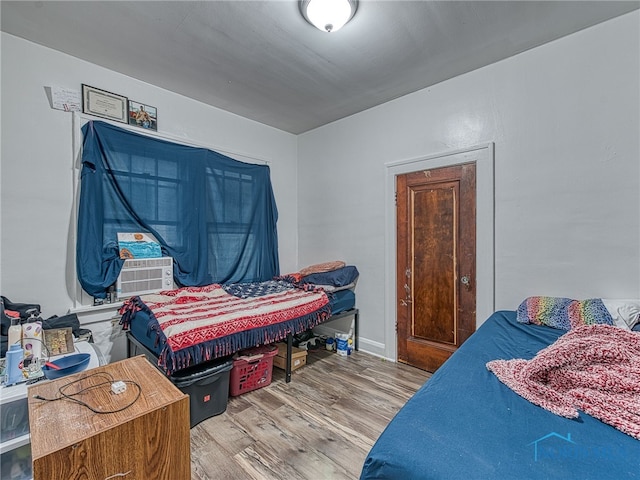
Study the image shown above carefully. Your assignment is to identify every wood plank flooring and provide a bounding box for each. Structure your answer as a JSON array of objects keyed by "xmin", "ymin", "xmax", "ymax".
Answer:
[{"xmin": 190, "ymin": 349, "xmax": 431, "ymax": 480}]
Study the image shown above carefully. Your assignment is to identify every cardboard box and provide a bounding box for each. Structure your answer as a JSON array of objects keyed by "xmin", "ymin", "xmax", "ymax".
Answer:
[{"xmin": 273, "ymin": 343, "xmax": 307, "ymax": 371}]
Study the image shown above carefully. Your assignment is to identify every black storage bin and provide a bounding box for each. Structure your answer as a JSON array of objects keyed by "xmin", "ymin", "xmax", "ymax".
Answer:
[{"xmin": 169, "ymin": 357, "xmax": 234, "ymax": 428}]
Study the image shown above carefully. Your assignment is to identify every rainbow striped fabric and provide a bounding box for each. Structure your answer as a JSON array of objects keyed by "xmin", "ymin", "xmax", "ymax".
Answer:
[{"xmin": 516, "ymin": 296, "xmax": 613, "ymax": 330}]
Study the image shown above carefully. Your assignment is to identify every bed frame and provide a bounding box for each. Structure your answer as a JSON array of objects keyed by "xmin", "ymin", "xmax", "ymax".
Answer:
[
  {"xmin": 360, "ymin": 310, "xmax": 640, "ymax": 479},
  {"xmin": 126, "ymin": 307, "xmax": 359, "ymax": 383}
]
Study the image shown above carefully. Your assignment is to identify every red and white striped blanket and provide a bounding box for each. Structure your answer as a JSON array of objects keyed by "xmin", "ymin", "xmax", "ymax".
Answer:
[
  {"xmin": 121, "ymin": 281, "xmax": 330, "ymax": 373},
  {"xmin": 139, "ymin": 283, "xmax": 328, "ymax": 351},
  {"xmin": 487, "ymin": 324, "xmax": 640, "ymax": 440}
]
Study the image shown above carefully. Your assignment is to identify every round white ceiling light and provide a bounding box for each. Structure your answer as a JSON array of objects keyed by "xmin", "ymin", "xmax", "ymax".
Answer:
[{"xmin": 300, "ymin": 0, "xmax": 358, "ymax": 33}]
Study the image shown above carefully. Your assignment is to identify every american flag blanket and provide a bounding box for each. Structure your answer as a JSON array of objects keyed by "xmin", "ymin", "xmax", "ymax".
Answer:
[{"xmin": 119, "ymin": 280, "xmax": 330, "ymax": 374}]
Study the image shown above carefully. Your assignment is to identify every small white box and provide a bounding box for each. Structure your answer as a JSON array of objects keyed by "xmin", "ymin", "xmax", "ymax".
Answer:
[{"xmin": 111, "ymin": 381, "xmax": 126, "ymax": 394}]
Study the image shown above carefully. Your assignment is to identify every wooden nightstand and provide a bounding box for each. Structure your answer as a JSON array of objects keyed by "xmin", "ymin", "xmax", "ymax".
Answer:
[{"xmin": 28, "ymin": 355, "xmax": 190, "ymax": 480}]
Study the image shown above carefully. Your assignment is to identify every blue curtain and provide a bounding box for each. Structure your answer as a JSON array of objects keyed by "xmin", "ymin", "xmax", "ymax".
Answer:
[{"xmin": 77, "ymin": 121, "xmax": 279, "ymax": 298}]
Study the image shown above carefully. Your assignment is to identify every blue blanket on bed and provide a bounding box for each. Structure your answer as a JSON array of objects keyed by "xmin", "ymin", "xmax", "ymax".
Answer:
[{"xmin": 360, "ymin": 311, "xmax": 640, "ymax": 480}]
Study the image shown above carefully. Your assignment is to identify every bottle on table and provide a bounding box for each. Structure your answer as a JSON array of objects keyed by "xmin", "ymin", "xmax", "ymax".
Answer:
[
  {"xmin": 5, "ymin": 343, "xmax": 25, "ymax": 385},
  {"xmin": 7, "ymin": 313, "xmax": 22, "ymax": 348}
]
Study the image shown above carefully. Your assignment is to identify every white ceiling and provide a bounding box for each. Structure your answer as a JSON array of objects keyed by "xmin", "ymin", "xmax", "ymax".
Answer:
[{"xmin": 2, "ymin": 1, "xmax": 638, "ymax": 134}]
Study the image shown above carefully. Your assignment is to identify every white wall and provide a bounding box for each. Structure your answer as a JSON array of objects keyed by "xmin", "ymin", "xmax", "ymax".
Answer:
[
  {"xmin": 298, "ymin": 12, "xmax": 640, "ymax": 357},
  {"xmin": 2, "ymin": 12, "xmax": 639, "ymax": 363},
  {"xmin": 0, "ymin": 33, "xmax": 298, "ymax": 320}
]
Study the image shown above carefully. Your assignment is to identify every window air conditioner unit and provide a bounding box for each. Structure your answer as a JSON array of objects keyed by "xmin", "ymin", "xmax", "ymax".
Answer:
[{"xmin": 116, "ymin": 257, "xmax": 174, "ymax": 299}]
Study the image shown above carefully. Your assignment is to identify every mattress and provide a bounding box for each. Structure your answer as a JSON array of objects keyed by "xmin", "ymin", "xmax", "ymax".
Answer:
[
  {"xmin": 360, "ymin": 311, "xmax": 640, "ymax": 480},
  {"xmin": 328, "ymin": 289, "xmax": 356, "ymax": 316},
  {"xmin": 127, "ymin": 286, "xmax": 356, "ymax": 359}
]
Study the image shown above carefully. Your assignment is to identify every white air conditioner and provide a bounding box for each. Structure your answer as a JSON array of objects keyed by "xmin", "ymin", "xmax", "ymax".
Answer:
[{"xmin": 116, "ymin": 257, "xmax": 174, "ymax": 299}]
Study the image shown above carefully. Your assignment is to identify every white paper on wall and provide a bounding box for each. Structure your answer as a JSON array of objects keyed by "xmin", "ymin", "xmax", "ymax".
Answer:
[{"xmin": 48, "ymin": 85, "xmax": 82, "ymax": 111}]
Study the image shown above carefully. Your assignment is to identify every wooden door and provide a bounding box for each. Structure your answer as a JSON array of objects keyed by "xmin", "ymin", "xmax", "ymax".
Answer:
[{"xmin": 396, "ymin": 163, "xmax": 476, "ymax": 372}]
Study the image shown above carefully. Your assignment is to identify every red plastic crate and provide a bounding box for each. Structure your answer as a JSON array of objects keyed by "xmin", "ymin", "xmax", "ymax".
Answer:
[{"xmin": 229, "ymin": 344, "xmax": 278, "ymax": 396}]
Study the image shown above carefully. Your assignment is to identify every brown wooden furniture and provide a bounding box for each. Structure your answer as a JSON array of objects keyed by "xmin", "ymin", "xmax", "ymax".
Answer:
[{"xmin": 28, "ymin": 355, "xmax": 190, "ymax": 480}]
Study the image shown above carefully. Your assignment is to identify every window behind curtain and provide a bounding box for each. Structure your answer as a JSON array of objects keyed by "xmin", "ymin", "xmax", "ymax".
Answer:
[{"xmin": 77, "ymin": 121, "xmax": 279, "ymax": 298}]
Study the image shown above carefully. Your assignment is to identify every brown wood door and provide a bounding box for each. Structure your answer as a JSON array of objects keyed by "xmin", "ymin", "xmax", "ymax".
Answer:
[{"xmin": 396, "ymin": 163, "xmax": 476, "ymax": 372}]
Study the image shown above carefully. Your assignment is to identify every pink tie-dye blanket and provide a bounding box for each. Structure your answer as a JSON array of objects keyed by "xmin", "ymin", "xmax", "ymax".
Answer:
[{"xmin": 487, "ymin": 324, "xmax": 640, "ymax": 439}]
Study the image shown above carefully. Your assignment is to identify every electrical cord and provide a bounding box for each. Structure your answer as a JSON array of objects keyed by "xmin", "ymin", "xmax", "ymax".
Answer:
[{"xmin": 32, "ymin": 372, "xmax": 142, "ymax": 414}]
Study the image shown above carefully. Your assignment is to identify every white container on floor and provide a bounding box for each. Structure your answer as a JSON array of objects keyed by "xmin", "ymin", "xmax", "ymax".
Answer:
[{"xmin": 335, "ymin": 333, "xmax": 350, "ymax": 356}]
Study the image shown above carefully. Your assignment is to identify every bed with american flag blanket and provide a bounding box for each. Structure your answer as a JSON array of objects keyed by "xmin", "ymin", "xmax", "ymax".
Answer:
[{"xmin": 120, "ymin": 279, "xmax": 355, "ymax": 378}]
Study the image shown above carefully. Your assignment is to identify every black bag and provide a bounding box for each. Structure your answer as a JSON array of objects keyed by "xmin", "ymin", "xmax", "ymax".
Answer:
[{"xmin": 1, "ymin": 296, "xmax": 41, "ymax": 319}]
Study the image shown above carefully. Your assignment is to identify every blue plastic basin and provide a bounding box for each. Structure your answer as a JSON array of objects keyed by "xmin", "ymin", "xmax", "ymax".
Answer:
[{"xmin": 42, "ymin": 353, "xmax": 91, "ymax": 379}]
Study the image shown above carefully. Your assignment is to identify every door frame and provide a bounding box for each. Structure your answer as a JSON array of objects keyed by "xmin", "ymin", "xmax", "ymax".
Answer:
[{"xmin": 384, "ymin": 143, "xmax": 495, "ymax": 362}]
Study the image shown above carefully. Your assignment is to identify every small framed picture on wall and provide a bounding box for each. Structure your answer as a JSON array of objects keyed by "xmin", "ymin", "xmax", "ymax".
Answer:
[
  {"xmin": 128, "ymin": 100, "xmax": 158, "ymax": 131},
  {"xmin": 82, "ymin": 84, "xmax": 128, "ymax": 123}
]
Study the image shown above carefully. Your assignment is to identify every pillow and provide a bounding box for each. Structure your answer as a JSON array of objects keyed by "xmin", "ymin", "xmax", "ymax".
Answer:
[
  {"xmin": 299, "ymin": 261, "xmax": 346, "ymax": 277},
  {"xmin": 516, "ymin": 296, "xmax": 613, "ymax": 331},
  {"xmin": 302, "ymin": 265, "xmax": 359, "ymax": 288},
  {"xmin": 601, "ymin": 299, "xmax": 640, "ymax": 330},
  {"xmin": 516, "ymin": 297, "xmax": 572, "ymax": 329}
]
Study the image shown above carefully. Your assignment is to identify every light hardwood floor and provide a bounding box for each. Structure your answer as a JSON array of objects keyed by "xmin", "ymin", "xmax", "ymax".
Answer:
[{"xmin": 190, "ymin": 349, "xmax": 431, "ymax": 480}]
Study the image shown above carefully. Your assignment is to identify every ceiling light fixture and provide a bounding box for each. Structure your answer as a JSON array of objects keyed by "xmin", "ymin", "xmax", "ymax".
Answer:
[{"xmin": 300, "ymin": 0, "xmax": 358, "ymax": 33}]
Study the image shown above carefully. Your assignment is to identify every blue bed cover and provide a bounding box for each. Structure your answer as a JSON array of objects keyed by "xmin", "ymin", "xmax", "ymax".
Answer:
[{"xmin": 360, "ymin": 311, "xmax": 640, "ymax": 480}]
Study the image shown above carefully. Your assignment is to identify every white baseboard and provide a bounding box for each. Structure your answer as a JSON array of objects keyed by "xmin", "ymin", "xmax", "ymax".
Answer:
[{"xmin": 356, "ymin": 338, "xmax": 388, "ymax": 359}]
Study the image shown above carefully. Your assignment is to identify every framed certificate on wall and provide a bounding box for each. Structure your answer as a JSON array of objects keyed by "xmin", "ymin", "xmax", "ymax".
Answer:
[{"xmin": 82, "ymin": 84, "xmax": 128, "ymax": 123}]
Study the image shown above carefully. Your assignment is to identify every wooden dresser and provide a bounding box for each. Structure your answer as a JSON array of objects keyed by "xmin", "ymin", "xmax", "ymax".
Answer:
[{"xmin": 28, "ymin": 355, "xmax": 190, "ymax": 480}]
